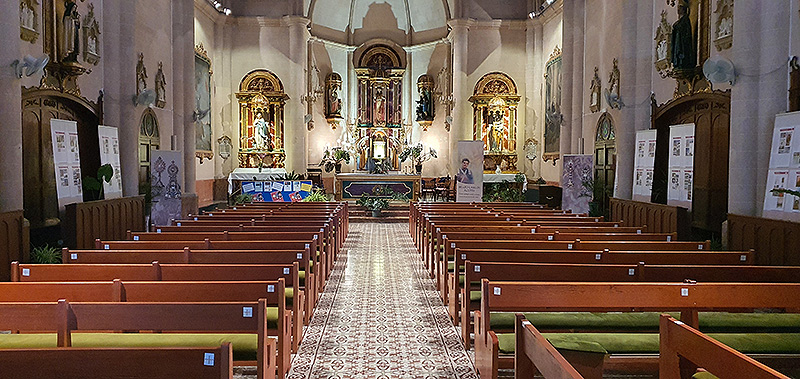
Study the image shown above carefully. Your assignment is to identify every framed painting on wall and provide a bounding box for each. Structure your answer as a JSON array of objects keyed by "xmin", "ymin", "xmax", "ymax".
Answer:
[
  {"xmin": 544, "ymin": 46, "xmax": 562, "ymax": 163},
  {"xmin": 194, "ymin": 44, "xmax": 213, "ymax": 162}
]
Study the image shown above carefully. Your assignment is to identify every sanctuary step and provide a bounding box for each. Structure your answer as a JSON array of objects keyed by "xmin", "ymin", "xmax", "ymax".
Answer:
[{"xmin": 350, "ymin": 203, "xmax": 409, "ymax": 223}]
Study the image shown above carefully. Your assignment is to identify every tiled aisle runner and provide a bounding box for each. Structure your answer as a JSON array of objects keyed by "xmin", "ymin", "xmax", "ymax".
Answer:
[{"xmin": 287, "ymin": 223, "xmax": 479, "ymax": 379}]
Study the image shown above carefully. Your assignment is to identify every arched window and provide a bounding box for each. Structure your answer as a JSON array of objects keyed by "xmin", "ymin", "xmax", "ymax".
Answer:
[{"xmin": 139, "ymin": 108, "xmax": 160, "ymax": 192}]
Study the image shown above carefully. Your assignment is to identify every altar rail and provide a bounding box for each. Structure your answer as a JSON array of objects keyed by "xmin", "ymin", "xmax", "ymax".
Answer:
[
  {"xmin": 0, "ymin": 210, "xmax": 29, "ymax": 281},
  {"xmin": 64, "ymin": 196, "xmax": 145, "ymax": 249},
  {"xmin": 609, "ymin": 198, "xmax": 690, "ymax": 240},
  {"xmin": 727, "ymin": 214, "xmax": 800, "ymax": 266}
]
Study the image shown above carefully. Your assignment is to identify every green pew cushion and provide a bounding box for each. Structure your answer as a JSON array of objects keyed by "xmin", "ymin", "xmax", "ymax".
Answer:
[
  {"xmin": 693, "ymin": 372, "xmax": 719, "ymax": 379},
  {"xmin": 285, "ymin": 287, "xmax": 294, "ymax": 307},
  {"xmin": 495, "ymin": 332, "xmax": 800, "ymax": 355},
  {"xmin": 470, "ymin": 290, "xmax": 481, "ymax": 302},
  {"xmin": 299, "ymin": 270, "xmax": 306, "ymax": 287},
  {"xmin": 0, "ymin": 333, "xmax": 270, "ymax": 361},
  {"xmin": 446, "ymin": 262, "xmax": 463, "ymax": 272}
]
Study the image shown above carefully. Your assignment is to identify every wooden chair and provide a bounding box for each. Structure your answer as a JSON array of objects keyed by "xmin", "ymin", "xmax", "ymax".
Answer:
[
  {"xmin": 420, "ymin": 179, "xmax": 436, "ymax": 201},
  {"xmin": 434, "ymin": 176, "xmax": 452, "ymax": 202}
]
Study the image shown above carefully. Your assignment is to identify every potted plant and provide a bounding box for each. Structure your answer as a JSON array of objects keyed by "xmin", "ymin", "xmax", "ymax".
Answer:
[
  {"xmin": 356, "ymin": 185, "xmax": 408, "ymax": 217},
  {"xmin": 399, "ymin": 143, "xmax": 437, "ymax": 174},
  {"xmin": 580, "ymin": 176, "xmax": 610, "ymax": 217},
  {"xmin": 319, "ymin": 147, "xmax": 351, "ymax": 173}
]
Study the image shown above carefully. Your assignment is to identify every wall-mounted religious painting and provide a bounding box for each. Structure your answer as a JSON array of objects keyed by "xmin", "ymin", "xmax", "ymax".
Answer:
[
  {"xmin": 81, "ymin": 3, "xmax": 100, "ymax": 65},
  {"xmin": 713, "ymin": 0, "xmax": 733, "ymax": 51},
  {"xmin": 469, "ymin": 72, "xmax": 520, "ymax": 172},
  {"xmin": 543, "ymin": 46, "xmax": 562, "ymax": 163},
  {"xmin": 325, "ymin": 72, "xmax": 343, "ymax": 128},
  {"xmin": 353, "ymin": 44, "xmax": 406, "ymax": 170},
  {"xmin": 236, "ymin": 69, "xmax": 288, "ymax": 168},
  {"xmin": 194, "ymin": 44, "xmax": 212, "ymax": 162},
  {"xmin": 20, "ymin": 0, "xmax": 40, "ymax": 43}
]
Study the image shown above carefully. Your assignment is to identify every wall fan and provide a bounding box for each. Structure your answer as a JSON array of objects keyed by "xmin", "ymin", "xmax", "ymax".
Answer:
[
  {"xmin": 132, "ymin": 89, "xmax": 157, "ymax": 107},
  {"xmin": 702, "ymin": 56, "xmax": 736, "ymax": 85},
  {"xmin": 12, "ymin": 55, "xmax": 49, "ymax": 78}
]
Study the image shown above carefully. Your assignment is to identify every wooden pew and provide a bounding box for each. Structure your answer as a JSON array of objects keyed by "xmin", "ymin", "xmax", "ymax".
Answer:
[
  {"xmin": 476, "ymin": 281, "xmax": 800, "ymax": 379},
  {"xmin": 514, "ymin": 314, "xmax": 584, "ymax": 379},
  {"xmin": 0, "ymin": 279, "xmax": 290, "ymax": 379},
  {"xmin": 0, "ymin": 344, "xmax": 234, "ymax": 379},
  {"xmin": 10, "ymin": 261, "xmax": 307, "ymax": 347}
]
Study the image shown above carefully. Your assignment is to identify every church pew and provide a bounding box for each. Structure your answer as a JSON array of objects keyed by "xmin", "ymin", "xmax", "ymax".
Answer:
[
  {"xmin": 475, "ymin": 281, "xmax": 800, "ymax": 379},
  {"xmin": 0, "ymin": 279, "xmax": 290, "ymax": 378},
  {"xmin": 455, "ymin": 259, "xmax": 785, "ymax": 348},
  {"xmin": 0, "ymin": 344, "xmax": 235, "ymax": 379},
  {"xmin": 514, "ymin": 314, "xmax": 585, "ymax": 379},
  {"xmin": 658, "ymin": 314, "xmax": 791, "ymax": 379},
  {"xmin": 0, "ymin": 300, "xmax": 275, "ymax": 379},
  {"xmin": 60, "ymin": 248, "xmax": 318, "ymax": 319},
  {"xmin": 10, "ymin": 261, "xmax": 307, "ymax": 347}
]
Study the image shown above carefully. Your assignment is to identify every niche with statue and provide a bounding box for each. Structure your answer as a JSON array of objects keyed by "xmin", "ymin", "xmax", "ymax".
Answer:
[{"xmin": 469, "ymin": 72, "xmax": 520, "ymax": 172}]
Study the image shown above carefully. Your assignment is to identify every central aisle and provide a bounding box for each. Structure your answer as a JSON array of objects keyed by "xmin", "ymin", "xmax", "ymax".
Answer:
[{"xmin": 287, "ymin": 223, "xmax": 479, "ymax": 379}]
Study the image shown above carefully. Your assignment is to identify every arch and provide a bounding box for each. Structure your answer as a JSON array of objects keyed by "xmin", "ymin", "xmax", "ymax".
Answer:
[
  {"xmin": 595, "ymin": 112, "xmax": 616, "ymax": 142},
  {"xmin": 236, "ymin": 70, "xmax": 289, "ymax": 168},
  {"xmin": 356, "ymin": 43, "xmax": 404, "ymax": 68},
  {"xmin": 469, "ymin": 72, "xmax": 521, "ymax": 171},
  {"xmin": 472, "ymin": 71, "xmax": 518, "ymax": 96},
  {"xmin": 239, "ymin": 69, "xmax": 285, "ymax": 94},
  {"xmin": 138, "ymin": 108, "xmax": 160, "ymax": 191}
]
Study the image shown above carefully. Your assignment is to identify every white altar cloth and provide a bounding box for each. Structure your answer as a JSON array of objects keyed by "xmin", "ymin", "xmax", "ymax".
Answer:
[{"xmin": 228, "ymin": 167, "xmax": 288, "ymax": 193}]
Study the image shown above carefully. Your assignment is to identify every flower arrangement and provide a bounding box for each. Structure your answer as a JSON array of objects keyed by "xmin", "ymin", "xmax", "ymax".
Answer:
[
  {"xmin": 399, "ymin": 143, "xmax": 437, "ymax": 167},
  {"xmin": 319, "ymin": 147, "xmax": 351, "ymax": 173}
]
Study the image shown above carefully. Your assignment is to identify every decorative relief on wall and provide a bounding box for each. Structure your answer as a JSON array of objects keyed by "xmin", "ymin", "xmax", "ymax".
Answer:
[
  {"xmin": 435, "ymin": 61, "xmax": 453, "ymax": 132},
  {"xmin": 217, "ymin": 135, "xmax": 232, "ymax": 160},
  {"xmin": 713, "ymin": 0, "xmax": 733, "ymax": 51},
  {"xmin": 325, "ymin": 72, "xmax": 343, "ymax": 129},
  {"xmin": 469, "ymin": 72, "xmax": 520, "ymax": 172},
  {"xmin": 136, "ymin": 52, "xmax": 147, "ymax": 96},
  {"xmin": 155, "ymin": 62, "xmax": 166, "ymax": 108},
  {"xmin": 654, "ymin": 10, "xmax": 673, "ymax": 78},
  {"xmin": 416, "ymin": 75, "xmax": 435, "ymax": 131},
  {"xmin": 194, "ymin": 44, "xmax": 213, "ymax": 162},
  {"xmin": 589, "ymin": 67, "xmax": 601, "ymax": 113},
  {"xmin": 236, "ymin": 70, "xmax": 288, "ymax": 168},
  {"xmin": 543, "ymin": 46, "xmax": 562, "ymax": 164},
  {"xmin": 82, "ymin": 3, "xmax": 100, "ymax": 65},
  {"xmin": 605, "ymin": 58, "xmax": 624, "ymax": 109},
  {"xmin": 20, "ymin": 0, "xmax": 39, "ymax": 43}
]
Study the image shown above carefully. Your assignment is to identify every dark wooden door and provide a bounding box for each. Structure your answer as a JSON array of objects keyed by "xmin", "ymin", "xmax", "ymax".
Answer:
[{"xmin": 594, "ymin": 113, "xmax": 617, "ymax": 218}]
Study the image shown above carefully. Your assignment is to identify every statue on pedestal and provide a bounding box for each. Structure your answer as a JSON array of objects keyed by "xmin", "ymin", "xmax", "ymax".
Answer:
[
  {"xmin": 671, "ymin": 0, "xmax": 696, "ymax": 71},
  {"xmin": 61, "ymin": 0, "xmax": 81, "ymax": 62}
]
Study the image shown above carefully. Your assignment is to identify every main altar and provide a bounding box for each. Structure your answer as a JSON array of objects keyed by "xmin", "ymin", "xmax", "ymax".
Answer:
[{"xmin": 334, "ymin": 173, "xmax": 421, "ymax": 201}]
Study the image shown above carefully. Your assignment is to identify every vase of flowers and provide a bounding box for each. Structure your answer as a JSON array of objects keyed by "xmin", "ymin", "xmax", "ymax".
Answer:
[
  {"xmin": 319, "ymin": 147, "xmax": 351, "ymax": 173},
  {"xmin": 399, "ymin": 143, "xmax": 437, "ymax": 174}
]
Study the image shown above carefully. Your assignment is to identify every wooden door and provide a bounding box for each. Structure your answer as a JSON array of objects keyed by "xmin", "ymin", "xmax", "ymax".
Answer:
[{"xmin": 594, "ymin": 113, "xmax": 617, "ymax": 218}]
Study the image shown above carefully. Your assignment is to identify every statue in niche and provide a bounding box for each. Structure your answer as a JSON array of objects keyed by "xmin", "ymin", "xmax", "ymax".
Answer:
[
  {"xmin": 155, "ymin": 62, "xmax": 166, "ymax": 108},
  {"xmin": 416, "ymin": 89, "xmax": 433, "ymax": 121},
  {"xmin": 671, "ymin": 0, "xmax": 696, "ymax": 71},
  {"xmin": 82, "ymin": 3, "xmax": 101, "ymax": 65},
  {"xmin": 374, "ymin": 87, "xmax": 386, "ymax": 125},
  {"xmin": 486, "ymin": 109, "xmax": 506, "ymax": 152},
  {"xmin": 136, "ymin": 52, "xmax": 147, "ymax": 95},
  {"xmin": 253, "ymin": 112, "xmax": 272, "ymax": 151},
  {"xmin": 20, "ymin": 0, "xmax": 39, "ymax": 43},
  {"xmin": 329, "ymin": 86, "xmax": 341, "ymax": 115},
  {"xmin": 61, "ymin": 0, "xmax": 81, "ymax": 62}
]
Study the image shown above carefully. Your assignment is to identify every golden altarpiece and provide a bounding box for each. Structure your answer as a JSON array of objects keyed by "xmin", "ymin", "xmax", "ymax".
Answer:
[
  {"xmin": 469, "ymin": 72, "xmax": 520, "ymax": 172},
  {"xmin": 236, "ymin": 70, "xmax": 288, "ymax": 168},
  {"xmin": 353, "ymin": 46, "xmax": 406, "ymax": 170}
]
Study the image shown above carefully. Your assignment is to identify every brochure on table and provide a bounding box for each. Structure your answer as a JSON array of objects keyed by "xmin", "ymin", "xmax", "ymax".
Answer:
[
  {"xmin": 561, "ymin": 155, "xmax": 593, "ymax": 215},
  {"xmin": 763, "ymin": 111, "xmax": 800, "ymax": 218},
  {"xmin": 98, "ymin": 125, "xmax": 123, "ymax": 199},
  {"xmin": 241, "ymin": 180, "xmax": 313, "ymax": 202},
  {"xmin": 666, "ymin": 123, "xmax": 695, "ymax": 209},
  {"xmin": 50, "ymin": 119, "xmax": 83, "ymax": 209},
  {"xmin": 632, "ymin": 129, "xmax": 657, "ymax": 202}
]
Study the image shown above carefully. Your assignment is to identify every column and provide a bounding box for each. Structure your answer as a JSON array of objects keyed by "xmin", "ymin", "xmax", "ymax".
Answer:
[
  {"xmin": 448, "ymin": 19, "xmax": 472, "ymax": 175},
  {"xmin": 0, "ymin": 1, "xmax": 23, "ymax": 211},
  {"xmin": 284, "ymin": 16, "xmax": 310, "ymax": 173},
  {"xmin": 180, "ymin": 0, "xmax": 196, "ymax": 195},
  {"xmin": 113, "ymin": 0, "xmax": 139, "ymax": 197},
  {"xmin": 729, "ymin": 0, "xmax": 791, "ymax": 216},
  {"xmin": 560, "ymin": 0, "xmax": 574, "ymax": 158},
  {"xmin": 524, "ymin": 18, "xmax": 541, "ymax": 178},
  {"xmin": 570, "ymin": 0, "xmax": 585, "ymax": 154}
]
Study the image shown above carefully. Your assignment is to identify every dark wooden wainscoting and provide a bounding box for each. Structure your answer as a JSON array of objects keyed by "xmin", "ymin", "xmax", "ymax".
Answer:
[
  {"xmin": 610, "ymin": 198, "xmax": 690, "ymax": 240},
  {"xmin": 0, "ymin": 211, "xmax": 30, "ymax": 281},
  {"xmin": 64, "ymin": 197, "xmax": 145, "ymax": 249},
  {"xmin": 727, "ymin": 214, "xmax": 800, "ymax": 266}
]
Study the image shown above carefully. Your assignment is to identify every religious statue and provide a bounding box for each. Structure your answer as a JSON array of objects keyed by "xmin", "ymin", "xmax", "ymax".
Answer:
[
  {"xmin": 487, "ymin": 109, "xmax": 506, "ymax": 152},
  {"xmin": 82, "ymin": 3, "xmax": 101, "ymax": 65},
  {"xmin": 671, "ymin": 0, "xmax": 696, "ymax": 71},
  {"xmin": 136, "ymin": 52, "xmax": 147, "ymax": 95},
  {"xmin": 415, "ymin": 89, "xmax": 433, "ymax": 121},
  {"xmin": 253, "ymin": 112, "xmax": 272, "ymax": 150},
  {"xmin": 61, "ymin": 0, "xmax": 81, "ymax": 62},
  {"xmin": 155, "ymin": 61, "xmax": 166, "ymax": 108},
  {"xmin": 589, "ymin": 67, "xmax": 601, "ymax": 112},
  {"xmin": 374, "ymin": 88, "xmax": 386, "ymax": 125}
]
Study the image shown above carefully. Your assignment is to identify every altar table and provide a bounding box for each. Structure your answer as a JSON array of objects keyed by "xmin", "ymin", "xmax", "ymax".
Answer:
[{"xmin": 335, "ymin": 173, "xmax": 421, "ymax": 201}]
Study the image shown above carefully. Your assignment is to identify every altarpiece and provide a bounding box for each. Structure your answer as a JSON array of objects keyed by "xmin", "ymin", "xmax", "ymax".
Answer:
[{"xmin": 236, "ymin": 70, "xmax": 288, "ymax": 168}]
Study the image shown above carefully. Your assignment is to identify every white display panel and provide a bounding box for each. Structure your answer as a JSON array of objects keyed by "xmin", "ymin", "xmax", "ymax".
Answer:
[
  {"xmin": 632, "ymin": 129, "xmax": 657, "ymax": 201},
  {"xmin": 50, "ymin": 119, "xmax": 83, "ymax": 209},
  {"xmin": 763, "ymin": 112, "xmax": 800, "ymax": 218},
  {"xmin": 666, "ymin": 123, "xmax": 695, "ymax": 208},
  {"xmin": 98, "ymin": 125, "xmax": 123, "ymax": 199}
]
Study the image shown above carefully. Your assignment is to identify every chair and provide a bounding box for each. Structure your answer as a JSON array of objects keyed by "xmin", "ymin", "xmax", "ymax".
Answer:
[
  {"xmin": 434, "ymin": 176, "xmax": 452, "ymax": 202},
  {"xmin": 420, "ymin": 178, "xmax": 436, "ymax": 201}
]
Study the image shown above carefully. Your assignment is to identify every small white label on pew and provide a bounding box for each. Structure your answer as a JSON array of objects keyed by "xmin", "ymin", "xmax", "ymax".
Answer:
[
  {"xmin": 740, "ymin": 255, "xmax": 747, "ymax": 262},
  {"xmin": 451, "ymin": 243, "xmax": 456, "ymax": 248},
  {"xmin": 495, "ymin": 214, "xmax": 498, "ymax": 217},
  {"xmin": 667, "ymin": 236, "xmax": 672, "ymax": 242},
  {"xmin": 474, "ymin": 265, "xmax": 481, "ymax": 272},
  {"xmin": 698, "ymin": 244, "xmax": 703, "ymax": 250},
  {"xmin": 314, "ymin": 235, "xmax": 318, "ymax": 240},
  {"xmin": 208, "ymin": 213, "xmax": 213, "ymax": 216},
  {"xmin": 177, "ymin": 223, "xmax": 181, "ymax": 226},
  {"xmin": 681, "ymin": 288, "xmax": 689, "ymax": 297},
  {"xmin": 568, "ymin": 243, "xmax": 573, "ymax": 249},
  {"xmin": 442, "ymin": 235, "xmax": 447, "ymax": 240},
  {"xmin": 296, "ymin": 253, "xmax": 303, "ymax": 260},
  {"xmin": 194, "ymin": 217, "xmax": 198, "ymax": 221},
  {"xmin": 133, "ymin": 236, "xmax": 140, "ymax": 241},
  {"xmin": 506, "ymin": 218, "xmax": 510, "ymax": 221},
  {"xmin": 547, "ymin": 236, "xmax": 553, "ymax": 241},
  {"xmin": 461, "ymin": 254, "xmax": 466, "ymax": 260},
  {"xmin": 242, "ymin": 307, "xmax": 253, "ymax": 318},
  {"xmin": 628, "ymin": 269, "xmax": 635, "ymax": 276},
  {"xmin": 204, "ymin": 353, "xmax": 215, "ymax": 366},
  {"xmin": 637, "ymin": 229, "xmax": 642, "ymax": 234},
  {"xmin": 437, "ymin": 228, "xmax": 441, "ymax": 232},
  {"xmin": 305, "ymin": 244, "xmax": 310, "ymax": 249},
  {"xmin": 493, "ymin": 287, "xmax": 501, "ymax": 295},
  {"xmin": 233, "ymin": 207, "xmax": 237, "ymax": 210},
  {"xmin": 522, "ymin": 320, "xmax": 532, "ymax": 326},
  {"xmin": 104, "ymin": 244, "xmax": 110, "ymax": 250},
  {"xmin": 267, "ymin": 285, "xmax": 275, "ymax": 293},
  {"xmin": 70, "ymin": 253, "xmax": 77, "ymax": 260},
  {"xmin": 284, "ymin": 268, "xmax": 290, "ymax": 275},
  {"xmin": 22, "ymin": 268, "xmax": 30, "ymax": 277},
  {"xmin": 531, "ymin": 229, "xmax": 535, "ymax": 233}
]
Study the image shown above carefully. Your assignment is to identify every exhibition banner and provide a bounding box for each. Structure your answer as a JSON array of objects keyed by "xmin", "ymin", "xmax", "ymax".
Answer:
[
  {"xmin": 98, "ymin": 125, "xmax": 123, "ymax": 199},
  {"xmin": 150, "ymin": 150, "xmax": 183, "ymax": 226},
  {"xmin": 632, "ymin": 129, "xmax": 657, "ymax": 202},
  {"xmin": 50, "ymin": 119, "xmax": 83, "ymax": 210},
  {"xmin": 241, "ymin": 180, "xmax": 313, "ymax": 202},
  {"xmin": 455, "ymin": 141, "xmax": 484, "ymax": 202},
  {"xmin": 561, "ymin": 154, "xmax": 593, "ymax": 215}
]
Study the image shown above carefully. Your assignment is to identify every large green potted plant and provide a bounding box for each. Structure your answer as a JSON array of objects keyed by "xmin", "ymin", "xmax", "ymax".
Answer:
[
  {"xmin": 399, "ymin": 143, "xmax": 437, "ymax": 174},
  {"xmin": 356, "ymin": 185, "xmax": 408, "ymax": 217},
  {"xmin": 319, "ymin": 147, "xmax": 351, "ymax": 173}
]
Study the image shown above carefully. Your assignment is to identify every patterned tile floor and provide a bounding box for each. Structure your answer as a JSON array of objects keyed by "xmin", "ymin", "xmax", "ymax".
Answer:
[{"xmin": 286, "ymin": 222, "xmax": 480, "ymax": 379}]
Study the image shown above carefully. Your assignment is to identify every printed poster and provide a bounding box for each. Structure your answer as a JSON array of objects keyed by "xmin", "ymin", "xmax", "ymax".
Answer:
[
  {"xmin": 455, "ymin": 141, "xmax": 484, "ymax": 202},
  {"xmin": 561, "ymin": 155, "xmax": 593, "ymax": 215},
  {"xmin": 764, "ymin": 112, "xmax": 800, "ymax": 216},
  {"xmin": 667, "ymin": 123, "xmax": 695, "ymax": 209},
  {"xmin": 633, "ymin": 130, "xmax": 657, "ymax": 201},
  {"xmin": 98, "ymin": 126, "xmax": 123, "ymax": 199},
  {"xmin": 50, "ymin": 119, "xmax": 83, "ymax": 209},
  {"xmin": 150, "ymin": 150, "xmax": 183, "ymax": 226},
  {"xmin": 764, "ymin": 170, "xmax": 789, "ymax": 211},
  {"xmin": 241, "ymin": 180, "xmax": 313, "ymax": 202}
]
